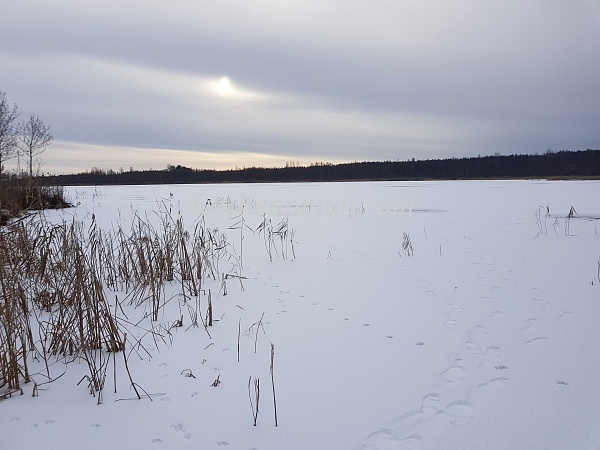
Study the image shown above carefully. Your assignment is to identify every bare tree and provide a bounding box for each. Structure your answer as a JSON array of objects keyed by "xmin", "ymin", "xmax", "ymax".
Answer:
[
  {"xmin": 18, "ymin": 114, "xmax": 53, "ymax": 178},
  {"xmin": 0, "ymin": 91, "xmax": 20, "ymax": 178}
]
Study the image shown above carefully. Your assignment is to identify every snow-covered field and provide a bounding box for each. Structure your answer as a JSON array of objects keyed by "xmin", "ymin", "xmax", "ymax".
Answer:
[{"xmin": 2, "ymin": 180, "xmax": 600, "ymax": 450}]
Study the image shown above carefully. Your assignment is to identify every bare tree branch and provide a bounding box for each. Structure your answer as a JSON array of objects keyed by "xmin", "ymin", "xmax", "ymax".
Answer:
[{"xmin": 0, "ymin": 91, "xmax": 20, "ymax": 178}]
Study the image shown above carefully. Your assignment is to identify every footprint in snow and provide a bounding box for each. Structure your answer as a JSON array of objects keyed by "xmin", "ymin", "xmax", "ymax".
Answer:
[
  {"xmin": 466, "ymin": 342, "xmax": 482, "ymax": 354},
  {"xmin": 532, "ymin": 298, "xmax": 551, "ymax": 307},
  {"xmin": 478, "ymin": 377, "xmax": 510, "ymax": 391},
  {"xmin": 420, "ymin": 393, "xmax": 440, "ymax": 417},
  {"xmin": 483, "ymin": 346, "xmax": 502, "ymax": 359},
  {"xmin": 519, "ymin": 318, "xmax": 541, "ymax": 332},
  {"xmin": 554, "ymin": 311, "xmax": 574, "ymax": 321},
  {"xmin": 444, "ymin": 402, "xmax": 474, "ymax": 428},
  {"xmin": 524, "ymin": 336, "xmax": 548, "ymax": 347},
  {"xmin": 443, "ymin": 320, "xmax": 457, "ymax": 329},
  {"xmin": 439, "ymin": 366, "xmax": 467, "ymax": 382}
]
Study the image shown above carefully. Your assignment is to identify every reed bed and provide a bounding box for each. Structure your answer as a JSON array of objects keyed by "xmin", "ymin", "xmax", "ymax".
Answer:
[{"xmin": 0, "ymin": 206, "xmax": 234, "ymax": 402}]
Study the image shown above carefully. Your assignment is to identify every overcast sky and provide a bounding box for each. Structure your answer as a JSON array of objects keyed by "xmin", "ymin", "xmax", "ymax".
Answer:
[{"xmin": 2, "ymin": 0, "xmax": 600, "ymax": 174}]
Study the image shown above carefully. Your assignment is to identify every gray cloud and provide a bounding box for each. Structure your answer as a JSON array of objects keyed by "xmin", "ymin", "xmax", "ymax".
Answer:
[{"xmin": 2, "ymin": 0, "xmax": 599, "ymax": 173}]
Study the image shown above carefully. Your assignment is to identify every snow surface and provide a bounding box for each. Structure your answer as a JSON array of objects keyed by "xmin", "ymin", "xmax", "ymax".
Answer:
[{"xmin": 2, "ymin": 180, "xmax": 600, "ymax": 450}]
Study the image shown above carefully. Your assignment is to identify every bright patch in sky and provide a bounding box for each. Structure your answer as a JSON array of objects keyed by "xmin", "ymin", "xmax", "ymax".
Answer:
[{"xmin": 215, "ymin": 77, "xmax": 233, "ymax": 96}]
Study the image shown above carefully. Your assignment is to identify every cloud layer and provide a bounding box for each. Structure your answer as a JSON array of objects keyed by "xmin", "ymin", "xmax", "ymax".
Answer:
[{"xmin": 2, "ymin": 0, "xmax": 600, "ymax": 173}]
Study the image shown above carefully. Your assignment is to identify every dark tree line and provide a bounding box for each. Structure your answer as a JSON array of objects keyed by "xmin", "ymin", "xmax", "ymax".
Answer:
[{"xmin": 44, "ymin": 149, "xmax": 600, "ymax": 186}]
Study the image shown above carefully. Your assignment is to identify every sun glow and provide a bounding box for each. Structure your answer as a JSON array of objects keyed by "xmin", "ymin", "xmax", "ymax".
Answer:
[
  {"xmin": 215, "ymin": 77, "xmax": 233, "ymax": 96},
  {"xmin": 206, "ymin": 75, "xmax": 271, "ymax": 103}
]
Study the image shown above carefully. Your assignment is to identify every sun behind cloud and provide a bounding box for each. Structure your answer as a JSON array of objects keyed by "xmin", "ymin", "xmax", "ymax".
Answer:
[
  {"xmin": 207, "ymin": 76, "xmax": 269, "ymax": 103},
  {"xmin": 215, "ymin": 76, "xmax": 233, "ymax": 96}
]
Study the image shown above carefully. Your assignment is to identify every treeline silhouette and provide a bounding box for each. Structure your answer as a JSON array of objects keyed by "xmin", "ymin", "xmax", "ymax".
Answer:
[{"xmin": 45, "ymin": 149, "xmax": 600, "ymax": 185}]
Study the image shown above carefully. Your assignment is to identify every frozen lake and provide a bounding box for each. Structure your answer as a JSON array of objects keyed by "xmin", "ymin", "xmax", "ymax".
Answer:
[{"xmin": 3, "ymin": 179, "xmax": 600, "ymax": 449}]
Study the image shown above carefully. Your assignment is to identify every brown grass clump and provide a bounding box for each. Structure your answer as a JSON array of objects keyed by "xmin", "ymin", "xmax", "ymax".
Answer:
[
  {"xmin": 1, "ymin": 204, "xmax": 233, "ymax": 403},
  {"xmin": 0, "ymin": 178, "xmax": 70, "ymax": 225}
]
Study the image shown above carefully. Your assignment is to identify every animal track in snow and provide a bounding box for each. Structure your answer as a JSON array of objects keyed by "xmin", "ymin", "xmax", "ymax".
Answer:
[{"xmin": 30, "ymin": 419, "xmax": 56, "ymax": 428}]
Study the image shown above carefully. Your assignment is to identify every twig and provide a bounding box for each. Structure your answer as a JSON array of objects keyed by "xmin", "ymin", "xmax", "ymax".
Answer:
[
  {"xmin": 270, "ymin": 343, "xmax": 278, "ymax": 426},
  {"xmin": 237, "ymin": 319, "xmax": 241, "ymax": 363},
  {"xmin": 122, "ymin": 334, "xmax": 141, "ymax": 400},
  {"xmin": 248, "ymin": 376, "xmax": 260, "ymax": 426}
]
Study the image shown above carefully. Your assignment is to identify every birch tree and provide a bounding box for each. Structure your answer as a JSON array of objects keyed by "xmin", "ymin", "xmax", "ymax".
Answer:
[{"xmin": 18, "ymin": 114, "xmax": 53, "ymax": 178}]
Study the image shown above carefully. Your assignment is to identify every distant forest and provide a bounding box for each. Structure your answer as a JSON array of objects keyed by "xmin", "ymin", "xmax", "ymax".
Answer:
[{"xmin": 44, "ymin": 149, "xmax": 600, "ymax": 185}]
